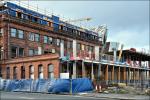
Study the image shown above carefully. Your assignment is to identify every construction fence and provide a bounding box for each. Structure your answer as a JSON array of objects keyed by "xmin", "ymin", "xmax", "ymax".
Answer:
[{"xmin": 0, "ymin": 78, "xmax": 93, "ymax": 94}]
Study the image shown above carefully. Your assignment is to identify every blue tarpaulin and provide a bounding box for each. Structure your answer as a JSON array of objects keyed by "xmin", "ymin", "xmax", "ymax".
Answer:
[
  {"xmin": 48, "ymin": 79, "xmax": 70, "ymax": 93},
  {"xmin": 0, "ymin": 78, "xmax": 93, "ymax": 93},
  {"xmin": 32, "ymin": 79, "xmax": 49, "ymax": 93},
  {"xmin": 72, "ymin": 78, "xmax": 93, "ymax": 93}
]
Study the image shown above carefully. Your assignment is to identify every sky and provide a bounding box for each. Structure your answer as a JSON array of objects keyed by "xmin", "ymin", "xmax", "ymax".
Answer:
[{"xmin": 11, "ymin": 0, "xmax": 150, "ymax": 53}]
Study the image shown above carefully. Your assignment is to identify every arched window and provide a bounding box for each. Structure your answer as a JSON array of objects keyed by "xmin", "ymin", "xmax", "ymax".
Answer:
[
  {"xmin": 21, "ymin": 66, "xmax": 25, "ymax": 79},
  {"xmin": 38, "ymin": 65, "xmax": 43, "ymax": 79},
  {"xmin": 48, "ymin": 64, "xmax": 54, "ymax": 79},
  {"xmin": 29, "ymin": 65, "xmax": 34, "ymax": 79},
  {"xmin": 13, "ymin": 67, "xmax": 17, "ymax": 79},
  {"xmin": 6, "ymin": 67, "xmax": 10, "ymax": 79}
]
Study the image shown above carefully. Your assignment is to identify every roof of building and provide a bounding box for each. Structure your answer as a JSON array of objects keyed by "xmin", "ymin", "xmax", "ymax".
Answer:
[
  {"xmin": 106, "ymin": 49, "xmax": 150, "ymax": 61},
  {"xmin": 1, "ymin": 2, "xmax": 99, "ymax": 36}
]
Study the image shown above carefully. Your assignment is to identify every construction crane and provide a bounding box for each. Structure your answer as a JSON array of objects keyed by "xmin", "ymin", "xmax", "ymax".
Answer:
[
  {"xmin": 118, "ymin": 44, "xmax": 124, "ymax": 62},
  {"xmin": 65, "ymin": 17, "xmax": 92, "ymax": 23},
  {"xmin": 97, "ymin": 25, "xmax": 108, "ymax": 84},
  {"xmin": 94, "ymin": 25, "xmax": 107, "ymax": 44},
  {"xmin": 65, "ymin": 17, "xmax": 92, "ymax": 29}
]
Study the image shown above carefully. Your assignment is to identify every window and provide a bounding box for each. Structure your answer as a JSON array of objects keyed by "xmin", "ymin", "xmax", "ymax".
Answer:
[
  {"xmin": 33, "ymin": 17, "xmax": 38, "ymax": 23},
  {"xmin": 34, "ymin": 50, "xmax": 38, "ymax": 55},
  {"xmin": 67, "ymin": 41, "xmax": 72, "ymax": 49},
  {"xmin": 29, "ymin": 33, "xmax": 34, "ymax": 41},
  {"xmin": 48, "ymin": 21, "xmax": 53, "ymax": 27},
  {"xmin": 38, "ymin": 65, "xmax": 43, "ymax": 79},
  {"xmin": 59, "ymin": 25, "xmax": 63, "ymax": 30},
  {"xmin": 44, "ymin": 36, "xmax": 48, "ymax": 43},
  {"xmin": 11, "ymin": 46, "xmax": 17, "ymax": 58},
  {"xmin": 56, "ymin": 39, "xmax": 60, "ymax": 46},
  {"xmin": 48, "ymin": 64, "xmax": 54, "ymax": 79},
  {"xmin": 21, "ymin": 66, "xmax": 25, "ymax": 79},
  {"xmin": 6, "ymin": 67, "xmax": 10, "ymax": 79},
  {"xmin": 29, "ymin": 49, "xmax": 34, "ymax": 56},
  {"xmin": 18, "ymin": 30, "xmax": 24, "ymax": 39},
  {"xmin": 13, "ymin": 67, "xmax": 17, "ymax": 79},
  {"xmin": 86, "ymin": 45, "xmax": 89, "ymax": 51},
  {"xmin": 10, "ymin": 28, "xmax": 17, "ymax": 37},
  {"xmin": 0, "ymin": 66, "xmax": 1, "ymax": 77},
  {"xmin": 16, "ymin": 11, "xmax": 23, "ymax": 18},
  {"xmin": 52, "ymin": 38, "xmax": 57, "ymax": 45},
  {"xmin": 19, "ymin": 48, "xmax": 24, "ymax": 57},
  {"xmin": 29, "ymin": 65, "xmax": 34, "ymax": 79},
  {"xmin": 29, "ymin": 49, "xmax": 38, "ymax": 56},
  {"xmin": 48, "ymin": 37, "xmax": 53, "ymax": 44},
  {"xmin": 0, "ymin": 28, "xmax": 3, "ymax": 36},
  {"xmin": 77, "ymin": 43, "xmax": 81, "ymax": 50},
  {"xmin": 0, "ymin": 46, "xmax": 2, "ymax": 60},
  {"xmin": 81, "ymin": 44, "xmax": 85, "ymax": 50},
  {"xmin": 35, "ymin": 33, "xmax": 40, "ymax": 42}
]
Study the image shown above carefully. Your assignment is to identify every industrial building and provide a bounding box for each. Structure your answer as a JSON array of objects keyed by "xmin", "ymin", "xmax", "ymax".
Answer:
[{"xmin": 0, "ymin": 2, "xmax": 149, "ymax": 86}]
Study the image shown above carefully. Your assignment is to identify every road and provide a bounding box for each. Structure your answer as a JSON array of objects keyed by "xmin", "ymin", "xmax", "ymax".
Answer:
[{"xmin": 0, "ymin": 91, "xmax": 113, "ymax": 100}]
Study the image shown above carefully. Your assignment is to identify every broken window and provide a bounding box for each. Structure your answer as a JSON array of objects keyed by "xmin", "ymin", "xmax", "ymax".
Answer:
[{"xmin": 11, "ymin": 46, "xmax": 17, "ymax": 58}]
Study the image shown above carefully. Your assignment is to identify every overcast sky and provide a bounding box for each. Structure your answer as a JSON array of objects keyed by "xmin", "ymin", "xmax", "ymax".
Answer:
[{"xmin": 11, "ymin": 1, "xmax": 149, "ymax": 52}]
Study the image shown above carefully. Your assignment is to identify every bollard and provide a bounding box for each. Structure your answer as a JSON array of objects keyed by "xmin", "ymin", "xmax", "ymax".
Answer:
[{"xmin": 99, "ymin": 85, "xmax": 102, "ymax": 93}]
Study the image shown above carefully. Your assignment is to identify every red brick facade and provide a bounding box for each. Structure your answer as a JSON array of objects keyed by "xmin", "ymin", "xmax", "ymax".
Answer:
[{"xmin": 1, "ymin": 54, "xmax": 59, "ymax": 79}]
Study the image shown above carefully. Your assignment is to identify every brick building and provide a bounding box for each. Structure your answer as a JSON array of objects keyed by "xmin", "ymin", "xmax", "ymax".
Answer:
[{"xmin": 0, "ymin": 2, "xmax": 149, "ymax": 86}]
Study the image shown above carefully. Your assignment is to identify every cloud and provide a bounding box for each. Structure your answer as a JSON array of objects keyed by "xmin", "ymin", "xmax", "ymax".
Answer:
[
  {"xmin": 107, "ymin": 29, "xmax": 149, "ymax": 51},
  {"xmin": 11, "ymin": 1, "xmax": 149, "ymax": 51}
]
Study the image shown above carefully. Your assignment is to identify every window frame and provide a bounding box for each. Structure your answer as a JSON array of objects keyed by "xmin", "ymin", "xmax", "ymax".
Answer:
[
  {"xmin": 10, "ymin": 28, "xmax": 17, "ymax": 37},
  {"xmin": 11, "ymin": 46, "xmax": 17, "ymax": 58},
  {"xmin": 19, "ymin": 47, "xmax": 24, "ymax": 57},
  {"xmin": 38, "ymin": 65, "xmax": 43, "ymax": 79},
  {"xmin": 18, "ymin": 30, "xmax": 24, "ymax": 39},
  {"xmin": 13, "ymin": 67, "xmax": 17, "ymax": 79},
  {"xmin": 43, "ymin": 35, "xmax": 48, "ymax": 43},
  {"xmin": 29, "ymin": 65, "xmax": 34, "ymax": 79},
  {"xmin": 29, "ymin": 32, "xmax": 35, "ymax": 41},
  {"xmin": 35, "ymin": 33, "xmax": 40, "ymax": 42},
  {"xmin": 48, "ymin": 64, "xmax": 54, "ymax": 79},
  {"xmin": 6, "ymin": 67, "xmax": 10, "ymax": 79}
]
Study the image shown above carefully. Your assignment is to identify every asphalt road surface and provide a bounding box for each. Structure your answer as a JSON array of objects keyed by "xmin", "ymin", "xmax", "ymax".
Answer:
[{"xmin": 0, "ymin": 91, "xmax": 114, "ymax": 100}]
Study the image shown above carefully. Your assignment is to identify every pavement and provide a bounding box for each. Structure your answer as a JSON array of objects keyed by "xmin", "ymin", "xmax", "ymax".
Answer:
[
  {"xmin": 0, "ymin": 91, "xmax": 113, "ymax": 100},
  {"xmin": 0, "ymin": 91, "xmax": 150, "ymax": 100},
  {"xmin": 78, "ymin": 92, "xmax": 150, "ymax": 100}
]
